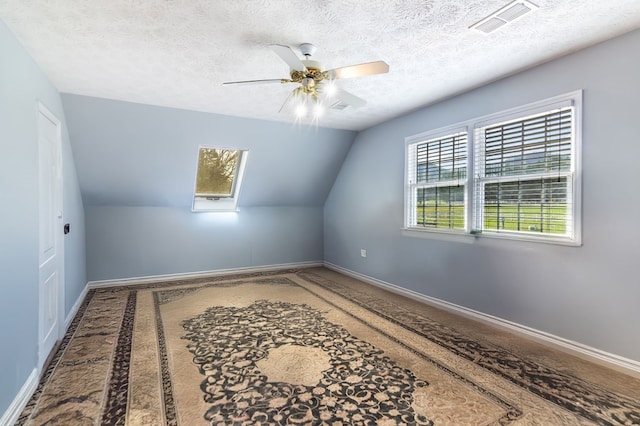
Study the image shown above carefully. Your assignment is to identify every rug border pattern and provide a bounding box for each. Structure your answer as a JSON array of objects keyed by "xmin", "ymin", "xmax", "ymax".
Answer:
[
  {"xmin": 296, "ymin": 279, "xmax": 523, "ymax": 424},
  {"xmin": 101, "ymin": 291, "xmax": 137, "ymax": 426},
  {"xmin": 17, "ymin": 269, "xmax": 640, "ymax": 425},
  {"xmin": 297, "ymin": 271, "xmax": 640, "ymax": 425},
  {"xmin": 15, "ymin": 290, "xmax": 96, "ymax": 425}
]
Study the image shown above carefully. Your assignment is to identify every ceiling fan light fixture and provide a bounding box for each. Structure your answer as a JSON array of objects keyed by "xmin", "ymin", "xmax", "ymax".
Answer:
[
  {"xmin": 295, "ymin": 103, "xmax": 308, "ymax": 118},
  {"xmin": 312, "ymin": 103, "xmax": 325, "ymax": 118},
  {"xmin": 301, "ymin": 77, "xmax": 315, "ymax": 88},
  {"xmin": 292, "ymin": 91, "xmax": 326, "ymax": 120},
  {"xmin": 224, "ymin": 42, "xmax": 388, "ymax": 123},
  {"xmin": 323, "ymin": 81, "xmax": 338, "ymax": 97}
]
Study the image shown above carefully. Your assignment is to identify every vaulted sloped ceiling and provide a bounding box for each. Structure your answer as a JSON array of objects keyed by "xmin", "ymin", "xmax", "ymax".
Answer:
[
  {"xmin": 3, "ymin": 1, "xmax": 640, "ymax": 130},
  {"xmin": 6, "ymin": 1, "xmax": 640, "ymax": 210},
  {"xmin": 62, "ymin": 94, "xmax": 356, "ymax": 208}
]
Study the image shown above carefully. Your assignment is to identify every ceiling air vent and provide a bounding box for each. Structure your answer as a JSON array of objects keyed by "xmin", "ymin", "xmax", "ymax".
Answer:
[
  {"xmin": 329, "ymin": 100, "xmax": 349, "ymax": 110},
  {"xmin": 470, "ymin": 0, "xmax": 538, "ymax": 34}
]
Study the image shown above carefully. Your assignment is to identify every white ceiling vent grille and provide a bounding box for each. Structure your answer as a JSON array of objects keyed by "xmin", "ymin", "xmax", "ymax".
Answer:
[
  {"xmin": 470, "ymin": 0, "xmax": 538, "ymax": 34},
  {"xmin": 329, "ymin": 101, "xmax": 349, "ymax": 110}
]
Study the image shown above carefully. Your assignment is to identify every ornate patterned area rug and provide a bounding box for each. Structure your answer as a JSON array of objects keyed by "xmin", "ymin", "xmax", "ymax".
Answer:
[{"xmin": 17, "ymin": 269, "xmax": 640, "ymax": 425}]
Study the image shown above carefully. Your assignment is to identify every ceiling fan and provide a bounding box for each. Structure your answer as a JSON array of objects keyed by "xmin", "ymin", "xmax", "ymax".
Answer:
[{"xmin": 223, "ymin": 43, "xmax": 389, "ymax": 117}]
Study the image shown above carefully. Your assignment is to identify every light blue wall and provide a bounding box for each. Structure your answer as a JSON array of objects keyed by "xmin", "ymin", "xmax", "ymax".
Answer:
[
  {"xmin": 0, "ymin": 19, "xmax": 86, "ymax": 415},
  {"xmin": 85, "ymin": 206, "xmax": 323, "ymax": 280},
  {"xmin": 62, "ymin": 95, "xmax": 355, "ymax": 281},
  {"xmin": 324, "ymin": 28, "xmax": 640, "ymax": 362},
  {"xmin": 61, "ymin": 94, "xmax": 356, "ymax": 208}
]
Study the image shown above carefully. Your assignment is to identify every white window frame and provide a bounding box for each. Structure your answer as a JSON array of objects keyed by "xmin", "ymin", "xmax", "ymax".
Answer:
[
  {"xmin": 192, "ymin": 146, "xmax": 248, "ymax": 212},
  {"xmin": 404, "ymin": 124, "xmax": 470, "ymax": 234},
  {"xmin": 404, "ymin": 90, "xmax": 582, "ymax": 246}
]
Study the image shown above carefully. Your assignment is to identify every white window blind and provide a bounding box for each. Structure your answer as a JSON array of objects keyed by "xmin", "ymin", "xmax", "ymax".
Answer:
[
  {"xmin": 474, "ymin": 107, "xmax": 575, "ymax": 239},
  {"xmin": 407, "ymin": 132, "xmax": 467, "ymax": 230},
  {"xmin": 404, "ymin": 91, "xmax": 582, "ymax": 245}
]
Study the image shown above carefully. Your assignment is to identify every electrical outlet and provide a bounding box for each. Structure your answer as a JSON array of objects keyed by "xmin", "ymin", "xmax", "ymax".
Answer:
[{"xmin": 360, "ymin": 249, "xmax": 367, "ymax": 258}]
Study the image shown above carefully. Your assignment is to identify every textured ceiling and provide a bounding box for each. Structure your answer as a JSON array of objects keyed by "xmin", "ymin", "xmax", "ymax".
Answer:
[{"xmin": 1, "ymin": 1, "xmax": 640, "ymax": 131}]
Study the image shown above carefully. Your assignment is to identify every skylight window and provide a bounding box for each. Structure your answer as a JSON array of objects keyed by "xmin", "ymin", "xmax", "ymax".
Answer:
[{"xmin": 192, "ymin": 147, "xmax": 247, "ymax": 212}]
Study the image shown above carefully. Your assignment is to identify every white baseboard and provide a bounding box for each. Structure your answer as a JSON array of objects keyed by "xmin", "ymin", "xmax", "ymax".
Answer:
[
  {"xmin": 87, "ymin": 261, "xmax": 323, "ymax": 289},
  {"xmin": 0, "ymin": 368, "xmax": 38, "ymax": 426},
  {"xmin": 324, "ymin": 262, "xmax": 640, "ymax": 378},
  {"xmin": 2, "ymin": 285, "xmax": 90, "ymax": 425},
  {"xmin": 65, "ymin": 284, "xmax": 88, "ymax": 331}
]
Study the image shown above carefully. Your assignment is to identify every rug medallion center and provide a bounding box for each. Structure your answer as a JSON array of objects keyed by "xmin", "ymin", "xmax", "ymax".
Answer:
[{"xmin": 255, "ymin": 343, "xmax": 331, "ymax": 386}]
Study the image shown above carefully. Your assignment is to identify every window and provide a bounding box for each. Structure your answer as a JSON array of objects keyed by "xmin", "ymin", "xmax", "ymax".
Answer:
[
  {"xmin": 406, "ymin": 129, "xmax": 468, "ymax": 230},
  {"xmin": 192, "ymin": 147, "xmax": 248, "ymax": 211},
  {"xmin": 405, "ymin": 91, "xmax": 582, "ymax": 245}
]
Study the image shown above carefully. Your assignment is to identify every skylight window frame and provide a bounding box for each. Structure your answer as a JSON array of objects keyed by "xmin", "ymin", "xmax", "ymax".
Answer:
[{"xmin": 192, "ymin": 146, "xmax": 248, "ymax": 212}]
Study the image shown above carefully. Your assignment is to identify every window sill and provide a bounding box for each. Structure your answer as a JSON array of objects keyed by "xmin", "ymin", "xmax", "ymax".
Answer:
[
  {"xmin": 192, "ymin": 208, "xmax": 239, "ymax": 213},
  {"xmin": 402, "ymin": 227, "xmax": 582, "ymax": 247},
  {"xmin": 473, "ymin": 231, "xmax": 582, "ymax": 247},
  {"xmin": 401, "ymin": 228, "xmax": 476, "ymax": 244},
  {"xmin": 192, "ymin": 198, "xmax": 238, "ymax": 212}
]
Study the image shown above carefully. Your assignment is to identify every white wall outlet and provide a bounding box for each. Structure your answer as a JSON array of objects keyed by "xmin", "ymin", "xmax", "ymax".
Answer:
[{"xmin": 360, "ymin": 249, "xmax": 367, "ymax": 258}]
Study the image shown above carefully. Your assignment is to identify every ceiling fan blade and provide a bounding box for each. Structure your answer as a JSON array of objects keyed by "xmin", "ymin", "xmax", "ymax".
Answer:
[
  {"xmin": 222, "ymin": 78, "xmax": 292, "ymax": 86},
  {"xmin": 269, "ymin": 44, "xmax": 307, "ymax": 72},
  {"xmin": 327, "ymin": 61, "xmax": 389, "ymax": 80},
  {"xmin": 278, "ymin": 89, "xmax": 297, "ymax": 113},
  {"xmin": 332, "ymin": 87, "xmax": 367, "ymax": 108}
]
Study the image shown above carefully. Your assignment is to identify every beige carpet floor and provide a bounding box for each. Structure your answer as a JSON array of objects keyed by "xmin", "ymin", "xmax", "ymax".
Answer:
[{"xmin": 16, "ymin": 267, "xmax": 640, "ymax": 425}]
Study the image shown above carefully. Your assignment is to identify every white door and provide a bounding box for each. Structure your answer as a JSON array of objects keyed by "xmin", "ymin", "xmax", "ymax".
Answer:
[{"xmin": 37, "ymin": 103, "xmax": 64, "ymax": 370}]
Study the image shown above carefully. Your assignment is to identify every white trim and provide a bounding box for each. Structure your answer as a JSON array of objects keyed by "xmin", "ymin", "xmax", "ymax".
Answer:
[
  {"xmin": 324, "ymin": 262, "xmax": 640, "ymax": 378},
  {"xmin": 87, "ymin": 261, "xmax": 323, "ymax": 289},
  {"xmin": 0, "ymin": 368, "xmax": 38, "ymax": 426},
  {"xmin": 404, "ymin": 126, "xmax": 469, "ymax": 231},
  {"xmin": 402, "ymin": 226, "xmax": 583, "ymax": 247},
  {"xmin": 1, "ymin": 287, "xmax": 89, "ymax": 426},
  {"xmin": 404, "ymin": 124, "xmax": 469, "ymax": 146},
  {"xmin": 473, "ymin": 92, "xmax": 576, "ymax": 129},
  {"xmin": 401, "ymin": 228, "xmax": 475, "ymax": 243},
  {"xmin": 65, "ymin": 284, "xmax": 88, "ymax": 331}
]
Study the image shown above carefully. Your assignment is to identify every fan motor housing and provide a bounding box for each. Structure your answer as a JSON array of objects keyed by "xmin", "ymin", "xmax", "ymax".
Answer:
[{"xmin": 291, "ymin": 60, "xmax": 328, "ymax": 84}]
